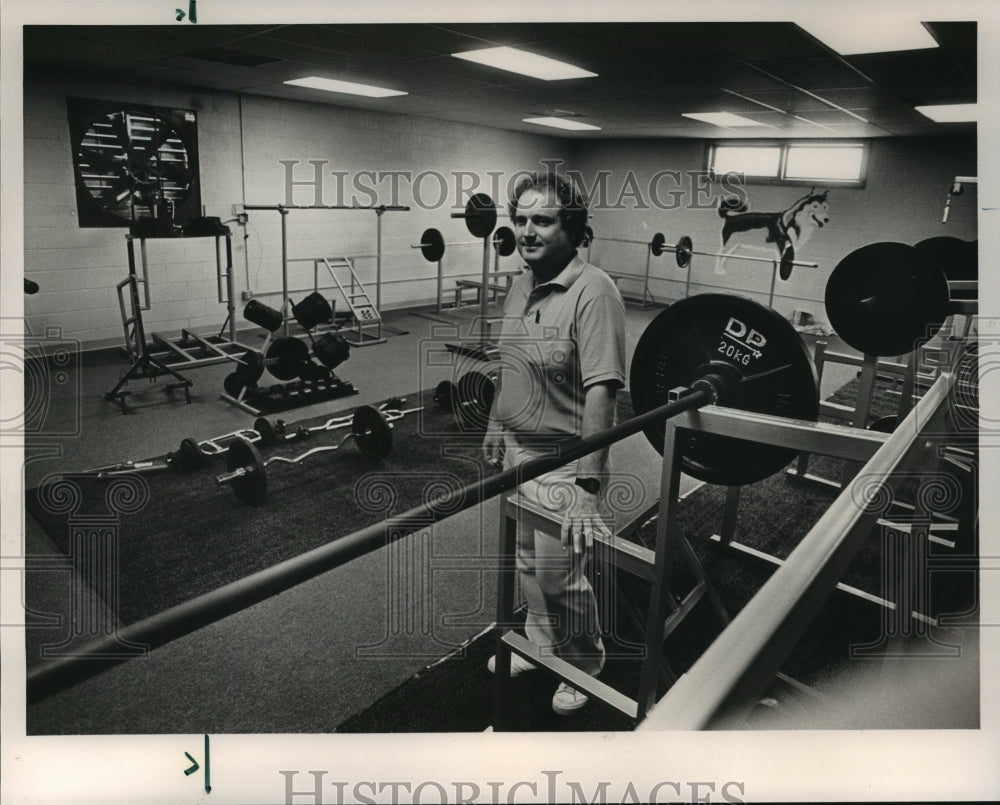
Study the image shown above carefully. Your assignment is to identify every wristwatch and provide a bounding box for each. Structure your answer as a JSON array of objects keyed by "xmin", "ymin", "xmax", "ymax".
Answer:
[{"xmin": 574, "ymin": 477, "xmax": 602, "ymax": 495}]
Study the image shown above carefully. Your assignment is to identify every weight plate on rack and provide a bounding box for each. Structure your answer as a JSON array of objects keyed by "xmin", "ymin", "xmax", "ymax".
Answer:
[
  {"xmin": 494, "ymin": 226, "xmax": 516, "ymax": 257},
  {"xmin": 825, "ymin": 241, "xmax": 950, "ymax": 357},
  {"xmin": 629, "ymin": 294, "xmax": 819, "ymax": 485},
  {"xmin": 266, "ymin": 337, "xmax": 309, "ymax": 380},
  {"xmin": 239, "ymin": 349, "xmax": 265, "ymax": 386},
  {"xmin": 675, "ymin": 235, "xmax": 693, "ymax": 269},
  {"xmin": 223, "ymin": 372, "xmax": 244, "ymax": 399},
  {"xmin": 420, "ymin": 228, "xmax": 445, "ymax": 263},
  {"xmin": 464, "ymin": 193, "xmax": 497, "ymax": 239}
]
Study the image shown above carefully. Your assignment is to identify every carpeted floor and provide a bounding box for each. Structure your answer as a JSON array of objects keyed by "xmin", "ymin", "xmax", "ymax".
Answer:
[
  {"xmin": 24, "ymin": 388, "xmax": 494, "ymax": 628},
  {"xmin": 23, "ymin": 373, "xmax": 979, "ymax": 733}
]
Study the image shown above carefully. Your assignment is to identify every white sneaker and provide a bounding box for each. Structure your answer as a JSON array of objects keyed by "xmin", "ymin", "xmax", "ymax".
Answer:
[
  {"xmin": 487, "ymin": 653, "xmax": 537, "ymax": 677},
  {"xmin": 551, "ymin": 682, "xmax": 589, "ymax": 715}
]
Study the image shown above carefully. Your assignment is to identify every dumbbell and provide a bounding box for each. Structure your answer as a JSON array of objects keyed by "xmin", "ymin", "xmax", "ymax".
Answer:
[
  {"xmin": 434, "ymin": 371, "xmax": 496, "ymax": 431},
  {"xmin": 216, "ymin": 405, "xmax": 394, "ymax": 506}
]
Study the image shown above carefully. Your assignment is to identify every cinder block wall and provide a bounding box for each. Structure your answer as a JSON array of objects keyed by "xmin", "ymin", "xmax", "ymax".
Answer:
[
  {"xmin": 23, "ymin": 64, "xmax": 976, "ymax": 347},
  {"xmin": 22, "ymin": 70, "xmax": 565, "ymax": 350},
  {"xmin": 574, "ymin": 136, "xmax": 977, "ymax": 324}
]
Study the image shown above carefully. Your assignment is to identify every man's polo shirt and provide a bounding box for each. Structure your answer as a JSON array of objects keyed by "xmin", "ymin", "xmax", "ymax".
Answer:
[{"xmin": 493, "ymin": 253, "xmax": 626, "ymax": 439}]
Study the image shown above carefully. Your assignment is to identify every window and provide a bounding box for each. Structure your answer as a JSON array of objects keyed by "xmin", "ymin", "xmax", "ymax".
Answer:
[{"xmin": 708, "ymin": 141, "xmax": 868, "ymax": 187}]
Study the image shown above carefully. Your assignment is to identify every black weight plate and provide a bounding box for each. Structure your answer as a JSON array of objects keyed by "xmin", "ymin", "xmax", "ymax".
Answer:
[
  {"xmin": 825, "ymin": 242, "xmax": 950, "ymax": 357},
  {"xmin": 867, "ymin": 415, "xmax": 898, "ymax": 434},
  {"xmin": 915, "ymin": 236, "xmax": 973, "ymax": 280},
  {"xmin": 434, "ymin": 380, "xmax": 457, "ymax": 410},
  {"xmin": 254, "ymin": 417, "xmax": 276, "ymax": 447},
  {"xmin": 227, "ymin": 437, "xmax": 266, "ymax": 506},
  {"xmin": 223, "ymin": 372, "xmax": 244, "ymax": 398},
  {"xmin": 420, "ymin": 228, "xmax": 445, "ymax": 262},
  {"xmin": 243, "ymin": 299, "xmax": 283, "ymax": 332},
  {"xmin": 650, "ymin": 232, "xmax": 666, "ymax": 257},
  {"xmin": 779, "ymin": 245, "xmax": 794, "ymax": 281},
  {"xmin": 352, "ymin": 404, "xmax": 392, "ymax": 459},
  {"xmin": 176, "ymin": 437, "xmax": 205, "ymax": 471},
  {"xmin": 916, "ymin": 236, "xmax": 977, "ymax": 301},
  {"xmin": 494, "ymin": 226, "xmax": 516, "ymax": 257},
  {"xmin": 675, "ymin": 235, "xmax": 693, "ymax": 269},
  {"xmin": 465, "ymin": 193, "xmax": 497, "ymax": 239},
  {"xmin": 313, "ymin": 332, "xmax": 350, "ymax": 369},
  {"xmin": 629, "ymin": 294, "xmax": 819, "ymax": 485},
  {"xmin": 235, "ymin": 349, "xmax": 265, "ymax": 386},
  {"xmin": 266, "ymin": 337, "xmax": 309, "ymax": 380},
  {"xmin": 456, "ymin": 371, "xmax": 495, "ymax": 432},
  {"xmin": 292, "ymin": 291, "xmax": 333, "ymax": 331}
]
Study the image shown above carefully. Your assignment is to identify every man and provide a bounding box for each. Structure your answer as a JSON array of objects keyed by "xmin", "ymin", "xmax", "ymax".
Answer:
[{"xmin": 483, "ymin": 172, "xmax": 627, "ymax": 715}]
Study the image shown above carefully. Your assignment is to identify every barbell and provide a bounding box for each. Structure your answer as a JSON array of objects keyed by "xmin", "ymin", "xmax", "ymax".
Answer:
[
  {"xmin": 585, "ymin": 230, "xmax": 819, "ymax": 276},
  {"xmin": 255, "ymin": 401, "xmax": 422, "ymax": 444},
  {"xmin": 412, "ymin": 226, "xmax": 516, "ymax": 263},
  {"xmin": 824, "ymin": 237, "xmax": 977, "ymax": 357},
  {"xmin": 216, "ymin": 405, "xmax": 394, "ymax": 506},
  {"xmin": 434, "ymin": 370, "xmax": 497, "ymax": 431}
]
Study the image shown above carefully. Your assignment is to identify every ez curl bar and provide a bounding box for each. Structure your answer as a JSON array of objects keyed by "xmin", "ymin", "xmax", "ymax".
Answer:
[{"xmin": 217, "ymin": 405, "xmax": 394, "ymax": 505}]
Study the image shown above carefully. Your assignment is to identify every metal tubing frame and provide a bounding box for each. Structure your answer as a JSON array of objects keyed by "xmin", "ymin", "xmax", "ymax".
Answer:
[
  {"xmin": 26, "ymin": 387, "xmax": 713, "ymax": 703},
  {"xmin": 639, "ymin": 370, "xmax": 956, "ymax": 730},
  {"xmin": 242, "ymin": 203, "xmax": 409, "ymax": 335}
]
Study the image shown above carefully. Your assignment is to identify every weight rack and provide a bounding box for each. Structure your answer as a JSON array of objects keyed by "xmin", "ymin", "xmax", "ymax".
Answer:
[{"xmin": 107, "ymin": 227, "xmax": 255, "ymax": 412}]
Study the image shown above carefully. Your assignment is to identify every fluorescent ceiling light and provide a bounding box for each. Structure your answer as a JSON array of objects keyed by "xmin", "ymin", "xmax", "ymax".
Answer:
[
  {"xmin": 682, "ymin": 112, "xmax": 770, "ymax": 128},
  {"xmin": 914, "ymin": 103, "xmax": 977, "ymax": 122},
  {"xmin": 797, "ymin": 21, "xmax": 938, "ymax": 55},
  {"xmin": 283, "ymin": 76, "xmax": 407, "ymax": 98},
  {"xmin": 523, "ymin": 117, "xmax": 601, "ymax": 131},
  {"xmin": 453, "ymin": 47, "xmax": 596, "ymax": 80}
]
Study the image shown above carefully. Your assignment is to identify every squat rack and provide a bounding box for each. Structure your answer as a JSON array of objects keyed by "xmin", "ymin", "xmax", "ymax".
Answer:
[{"xmin": 242, "ymin": 203, "xmax": 410, "ymax": 338}]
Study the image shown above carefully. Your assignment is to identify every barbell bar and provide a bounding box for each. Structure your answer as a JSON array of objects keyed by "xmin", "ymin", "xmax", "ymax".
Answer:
[
  {"xmin": 216, "ymin": 405, "xmax": 395, "ymax": 506},
  {"xmin": 26, "ymin": 291, "xmax": 824, "ymax": 702},
  {"xmin": 586, "ymin": 230, "xmax": 818, "ymax": 280},
  {"xmin": 649, "ymin": 232, "xmax": 820, "ymax": 275},
  {"xmin": 412, "ymin": 226, "xmax": 516, "ymax": 263}
]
